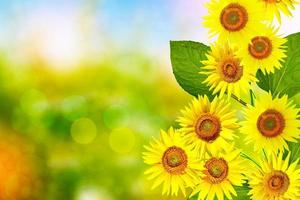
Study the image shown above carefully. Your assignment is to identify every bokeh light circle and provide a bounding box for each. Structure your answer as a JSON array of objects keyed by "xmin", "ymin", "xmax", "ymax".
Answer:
[
  {"xmin": 102, "ymin": 105, "xmax": 128, "ymax": 129},
  {"xmin": 61, "ymin": 96, "xmax": 87, "ymax": 121},
  {"xmin": 20, "ymin": 89, "xmax": 49, "ymax": 116},
  {"xmin": 75, "ymin": 186, "xmax": 112, "ymax": 200},
  {"xmin": 109, "ymin": 127, "xmax": 136, "ymax": 154},
  {"xmin": 71, "ymin": 118, "xmax": 97, "ymax": 144}
]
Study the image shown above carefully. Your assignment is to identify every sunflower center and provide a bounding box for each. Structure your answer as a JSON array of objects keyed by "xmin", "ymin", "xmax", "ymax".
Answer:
[
  {"xmin": 162, "ymin": 146, "xmax": 188, "ymax": 175},
  {"xmin": 248, "ymin": 37, "xmax": 273, "ymax": 59},
  {"xmin": 220, "ymin": 3, "xmax": 248, "ymax": 31},
  {"xmin": 204, "ymin": 158, "xmax": 228, "ymax": 184},
  {"xmin": 195, "ymin": 114, "xmax": 221, "ymax": 142},
  {"xmin": 221, "ymin": 59, "xmax": 243, "ymax": 83},
  {"xmin": 265, "ymin": 170, "xmax": 290, "ymax": 195},
  {"xmin": 257, "ymin": 109, "xmax": 285, "ymax": 138}
]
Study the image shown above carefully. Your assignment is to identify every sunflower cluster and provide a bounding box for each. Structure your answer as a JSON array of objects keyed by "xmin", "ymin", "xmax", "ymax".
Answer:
[{"xmin": 143, "ymin": 0, "xmax": 300, "ymax": 200}]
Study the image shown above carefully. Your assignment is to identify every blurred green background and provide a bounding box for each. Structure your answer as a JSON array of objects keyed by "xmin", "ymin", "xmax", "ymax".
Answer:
[{"xmin": 0, "ymin": 0, "xmax": 200, "ymax": 199}]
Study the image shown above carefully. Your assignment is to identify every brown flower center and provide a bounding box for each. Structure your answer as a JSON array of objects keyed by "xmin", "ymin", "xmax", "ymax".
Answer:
[
  {"xmin": 221, "ymin": 59, "xmax": 243, "ymax": 83},
  {"xmin": 265, "ymin": 170, "xmax": 289, "ymax": 195},
  {"xmin": 220, "ymin": 3, "xmax": 248, "ymax": 31},
  {"xmin": 257, "ymin": 109, "xmax": 285, "ymax": 138},
  {"xmin": 248, "ymin": 37, "xmax": 273, "ymax": 59},
  {"xmin": 162, "ymin": 146, "xmax": 188, "ymax": 175},
  {"xmin": 195, "ymin": 114, "xmax": 221, "ymax": 142},
  {"xmin": 204, "ymin": 158, "xmax": 228, "ymax": 184}
]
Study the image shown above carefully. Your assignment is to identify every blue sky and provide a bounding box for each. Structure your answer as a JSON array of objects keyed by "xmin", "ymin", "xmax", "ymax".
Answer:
[
  {"xmin": 0, "ymin": 0, "xmax": 201, "ymax": 53},
  {"xmin": 0, "ymin": 0, "xmax": 299, "ymax": 59},
  {"xmin": 99, "ymin": 0, "xmax": 176, "ymax": 50}
]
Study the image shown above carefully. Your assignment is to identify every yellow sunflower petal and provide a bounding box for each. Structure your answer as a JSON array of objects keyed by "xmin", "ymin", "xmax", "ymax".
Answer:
[
  {"xmin": 203, "ymin": 0, "xmax": 265, "ymax": 43},
  {"xmin": 177, "ymin": 95, "xmax": 238, "ymax": 154},
  {"xmin": 241, "ymin": 92, "xmax": 300, "ymax": 154},
  {"xmin": 143, "ymin": 127, "xmax": 202, "ymax": 196},
  {"xmin": 237, "ymin": 25, "xmax": 287, "ymax": 74}
]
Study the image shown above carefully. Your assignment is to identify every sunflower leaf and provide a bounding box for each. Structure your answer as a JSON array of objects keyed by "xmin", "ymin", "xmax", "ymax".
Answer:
[
  {"xmin": 232, "ymin": 185, "xmax": 251, "ymax": 200},
  {"xmin": 170, "ymin": 41, "xmax": 213, "ymax": 98},
  {"xmin": 188, "ymin": 184, "xmax": 251, "ymax": 200},
  {"xmin": 287, "ymin": 138, "xmax": 300, "ymax": 163},
  {"xmin": 256, "ymin": 32, "xmax": 300, "ymax": 98}
]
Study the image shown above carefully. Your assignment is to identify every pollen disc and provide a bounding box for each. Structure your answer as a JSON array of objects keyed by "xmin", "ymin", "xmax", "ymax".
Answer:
[
  {"xmin": 265, "ymin": 170, "xmax": 290, "ymax": 195},
  {"xmin": 221, "ymin": 59, "xmax": 243, "ymax": 83},
  {"xmin": 195, "ymin": 114, "xmax": 221, "ymax": 142},
  {"xmin": 162, "ymin": 146, "xmax": 188, "ymax": 175},
  {"xmin": 204, "ymin": 158, "xmax": 228, "ymax": 184},
  {"xmin": 257, "ymin": 109, "xmax": 285, "ymax": 138},
  {"xmin": 220, "ymin": 3, "xmax": 248, "ymax": 31},
  {"xmin": 248, "ymin": 36, "xmax": 273, "ymax": 59}
]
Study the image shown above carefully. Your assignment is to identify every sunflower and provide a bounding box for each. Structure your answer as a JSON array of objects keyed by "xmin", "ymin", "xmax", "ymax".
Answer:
[
  {"xmin": 259, "ymin": 0, "xmax": 299, "ymax": 23},
  {"xmin": 143, "ymin": 127, "xmax": 202, "ymax": 196},
  {"xmin": 203, "ymin": 0, "xmax": 264, "ymax": 43},
  {"xmin": 247, "ymin": 152, "xmax": 300, "ymax": 199},
  {"xmin": 201, "ymin": 42, "xmax": 257, "ymax": 99},
  {"xmin": 191, "ymin": 147, "xmax": 245, "ymax": 200},
  {"xmin": 237, "ymin": 26, "xmax": 287, "ymax": 74},
  {"xmin": 241, "ymin": 92, "xmax": 300, "ymax": 154},
  {"xmin": 177, "ymin": 95, "xmax": 238, "ymax": 155}
]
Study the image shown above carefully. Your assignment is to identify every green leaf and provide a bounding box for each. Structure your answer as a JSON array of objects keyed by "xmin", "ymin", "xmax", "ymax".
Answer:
[
  {"xmin": 256, "ymin": 32, "xmax": 300, "ymax": 98},
  {"xmin": 232, "ymin": 185, "xmax": 251, "ymax": 200},
  {"xmin": 170, "ymin": 41, "xmax": 212, "ymax": 98},
  {"xmin": 188, "ymin": 184, "xmax": 251, "ymax": 200},
  {"xmin": 188, "ymin": 195, "xmax": 198, "ymax": 200},
  {"xmin": 287, "ymin": 138, "xmax": 300, "ymax": 163}
]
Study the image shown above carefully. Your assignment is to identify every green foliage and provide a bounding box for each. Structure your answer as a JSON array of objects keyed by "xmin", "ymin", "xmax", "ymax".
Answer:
[
  {"xmin": 256, "ymin": 32, "xmax": 300, "ymax": 162},
  {"xmin": 287, "ymin": 138, "xmax": 300, "ymax": 163},
  {"xmin": 256, "ymin": 32, "xmax": 300, "ymax": 98},
  {"xmin": 170, "ymin": 41, "xmax": 213, "ymax": 98},
  {"xmin": 188, "ymin": 185, "xmax": 251, "ymax": 200},
  {"xmin": 233, "ymin": 185, "xmax": 251, "ymax": 200},
  {"xmin": 170, "ymin": 33, "xmax": 300, "ymax": 99}
]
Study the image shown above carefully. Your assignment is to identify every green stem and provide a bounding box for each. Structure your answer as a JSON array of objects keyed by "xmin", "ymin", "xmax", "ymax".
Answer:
[
  {"xmin": 241, "ymin": 152, "xmax": 261, "ymax": 169},
  {"xmin": 262, "ymin": 149, "xmax": 268, "ymax": 160},
  {"xmin": 231, "ymin": 94, "xmax": 247, "ymax": 106},
  {"xmin": 187, "ymin": 190, "xmax": 194, "ymax": 200},
  {"xmin": 250, "ymin": 90, "xmax": 255, "ymax": 106}
]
